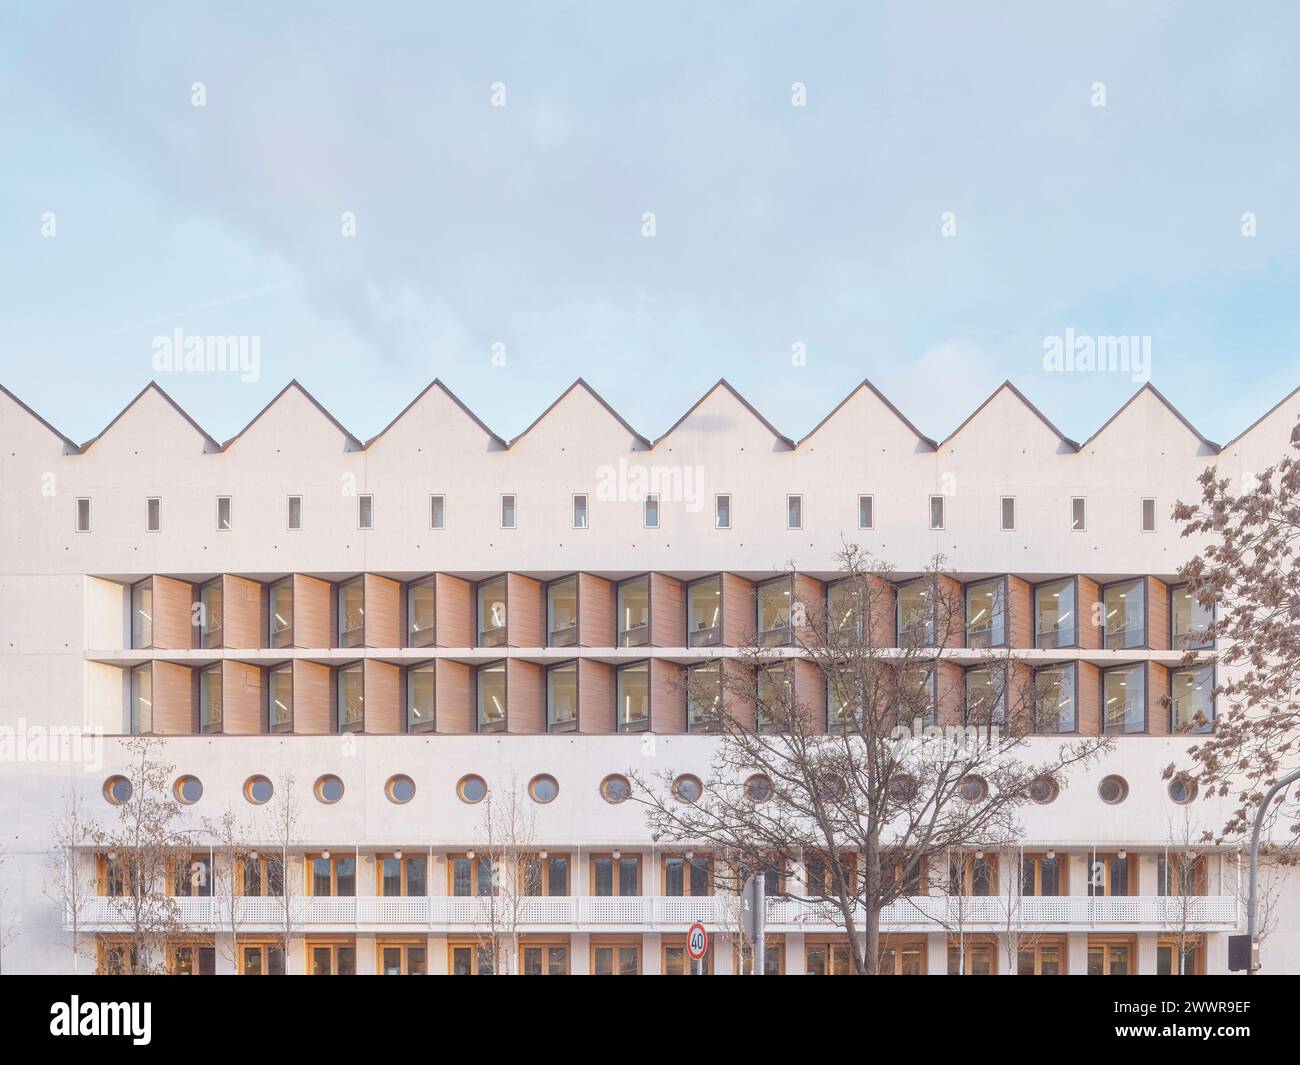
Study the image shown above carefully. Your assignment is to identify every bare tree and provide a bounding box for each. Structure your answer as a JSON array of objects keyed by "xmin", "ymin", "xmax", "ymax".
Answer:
[
  {"xmin": 205, "ymin": 804, "xmax": 256, "ymax": 972},
  {"xmin": 44, "ymin": 788, "xmax": 95, "ymax": 974},
  {"xmin": 475, "ymin": 777, "xmax": 537, "ymax": 975},
  {"xmin": 633, "ymin": 548, "xmax": 1109, "ymax": 973},
  {"xmin": 1171, "ymin": 418, "xmax": 1300, "ymax": 851},
  {"xmin": 257, "ymin": 771, "xmax": 301, "ymax": 971},
  {"xmin": 0, "ymin": 848, "xmax": 19, "ymax": 974},
  {"xmin": 1158, "ymin": 809, "xmax": 1216, "ymax": 974},
  {"xmin": 88, "ymin": 736, "xmax": 194, "ymax": 974}
]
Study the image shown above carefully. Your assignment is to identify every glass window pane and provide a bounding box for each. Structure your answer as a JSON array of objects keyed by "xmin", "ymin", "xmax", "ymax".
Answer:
[
  {"xmin": 1035, "ymin": 578, "xmax": 1075, "ymax": 648},
  {"xmin": 477, "ymin": 577, "xmax": 507, "ymax": 647},
  {"xmin": 1171, "ymin": 666, "xmax": 1214, "ymax": 734},
  {"xmin": 270, "ymin": 580, "xmax": 294, "ymax": 648},
  {"xmin": 1034, "ymin": 665, "xmax": 1075, "ymax": 733},
  {"xmin": 338, "ymin": 580, "xmax": 364, "ymax": 648},
  {"xmin": 547, "ymin": 663, "xmax": 577, "ymax": 732},
  {"xmin": 547, "ymin": 577, "xmax": 578, "ymax": 647},
  {"xmin": 1103, "ymin": 664, "xmax": 1146, "ymax": 734},
  {"xmin": 338, "ymin": 664, "xmax": 364, "ymax": 731},
  {"xmin": 617, "ymin": 664, "xmax": 649, "ymax": 732},
  {"xmin": 1103, "ymin": 579, "xmax": 1145, "ymax": 649},
  {"xmin": 757, "ymin": 578, "xmax": 792, "ymax": 645},
  {"xmin": 408, "ymin": 579, "xmax": 435, "ymax": 647},
  {"xmin": 1171, "ymin": 585, "xmax": 1213, "ymax": 650},
  {"xmin": 687, "ymin": 577, "xmax": 721, "ymax": 647},
  {"xmin": 407, "ymin": 665, "xmax": 434, "ymax": 732},
  {"xmin": 131, "ymin": 581, "xmax": 153, "ymax": 649},
  {"xmin": 965, "ymin": 578, "xmax": 1004, "ymax": 648},
  {"xmin": 617, "ymin": 578, "xmax": 649, "ymax": 647},
  {"xmin": 477, "ymin": 664, "xmax": 507, "ymax": 731},
  {"xmin": 686, "ymin": 663, "xmax": 721, "ymax": 732},
  {"xmin": 897, "ymin": 581, "xmax": 934, "ymax": 644}
]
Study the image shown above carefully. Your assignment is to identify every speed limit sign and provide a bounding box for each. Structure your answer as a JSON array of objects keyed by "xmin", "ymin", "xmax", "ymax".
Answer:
[{"xmin": 687, "ymin": 922, "xmax": 708, "ymax": 961}]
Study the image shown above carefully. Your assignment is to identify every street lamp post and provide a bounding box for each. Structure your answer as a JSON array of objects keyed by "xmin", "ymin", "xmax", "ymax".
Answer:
[{"xmin": 1245, "ymin": 765, "xmax": 1300, "ymax": 975}]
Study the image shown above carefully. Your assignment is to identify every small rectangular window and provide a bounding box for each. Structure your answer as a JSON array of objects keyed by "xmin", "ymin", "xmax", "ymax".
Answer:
[
  {"xmin": 929, "ymin": 495, "xmax": 945, "ymax": 530},
  {"xmin": 287, "ymin": 495, "xmax": 302, "ymax": 530},
  {"xmin": 858, "ymin": 495, "xmax": 873, "ymax": 530},
  {"xmin": 1071, "ymin": 497, "xmax": 1086, "ymax": 531},
  {"xmin": 715, "ymin": 494, "xmax": 731, "ymax": 530},
  {"xmin": 1000, "ymin": 496, "xmax": 1015, "ymax": 531},
  {"xmin": 146, "ymin": 497, "xmax": 161, "ymax": 532},
  {"xmin": 572, "ymin": 494, "xmax": 588, "ymax": 529},
  {"xmin": 787, "ymin": 494, "xmax": 803, "ymax": 530},
  {"xmin": 430, "ymin": 494, "xmax": 446, "ymax": 530},
  {"xmin": 358, "ymin": 494, "xmax": 374, "ymax": 530},
  {"xmin": 644, "ymin": 494, "xmax": 660, "ymax": 529},
  {"xmin": 501, "ymin": 494, "xmax": 516, "ymax": 529},
  {"xmin": 216, "ymin": 496, "xmax": 232, "ymax": 531},
  {"xmin": 75, "ymin": 498, "xmax": 91, "ymax": 533},
  {"xmin": 1141, "ymin": 497, "xmax": 1156, "ymax": 532}
]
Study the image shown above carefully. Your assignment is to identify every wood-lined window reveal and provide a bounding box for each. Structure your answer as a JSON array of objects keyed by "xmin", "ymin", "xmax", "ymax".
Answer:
[
  {"xmin": 379, "ymin": 854, "xmax": 427, "ymax": 897},
  {"xmin": 237, "ymin": 941, "xmax": 286, "ymax": 975},
  {"xmin": 1087, "ymin": 936, "xmax": 1135, "ymax": 976},
  {"xmin": 308, "ymin": 940, "xmax": 357, "ymax": 976},
  {"xmin": 663, "ymin": 937, "xmax": 712, "ymax": 975},
  {"xmin": 307, "ymin": 854, "xmax": 356, "ymax": 897},
  {"xmin": 522, "ymin": 854, "xmax": 570, "ymax": 897},
  {"xmin": 805, "ymin": 940, "xmax": 852, "ymax": 975},
  {"xmin": 662, "ymin": 854, "xmax": 713, "ymax": 897},
  {"xmin": 450, "ymin": 941, "xmax": 495, "ymax": 975},
  {"xmin": 948, "ymin": 937, "xmax": 998, "ymax": 975},
  {"xmin": 1017, "ymin": 939, "xmax": 1067, "ymax": 975},
  {"xmin": 591, "ymin": 938, "xmax": 641, "ymax": 976},
  {"xmin": 450, "ymin": 854, "xmax": 496, "ymax": 897},
  {"xmin": 378, "ymin": 939, "xmax": 427, "ymax": 975},
  {"xmin": 1156, "ymin": 935, "xmax": 1205, "ymax": 976},
  {"xmin": 878, "ymin": 937, "xmax": 925, "ymax": 975},
  {"xmin": 1021, "ymin": 853, "xmax": 1065, "ymax": 897},
  {"xmin": 591, "ymin": 853, "xmax": 641, "ymax": 897},
  {"xmin": 1087, "ymin": 854, "xmax": 1135, "ymax": 897},
  {"xmin": 239, "ymin": 854, "xmax": 284, "ymax": 897},
  {"xmin": 522, "ymin": 942, "xmax": 570, "ymax": 975}
]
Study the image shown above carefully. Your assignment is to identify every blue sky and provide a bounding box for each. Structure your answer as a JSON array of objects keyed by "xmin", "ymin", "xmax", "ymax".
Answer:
[{"xmin": 1, "ymin": 0, "xmax": 1297, "ymax": 445}]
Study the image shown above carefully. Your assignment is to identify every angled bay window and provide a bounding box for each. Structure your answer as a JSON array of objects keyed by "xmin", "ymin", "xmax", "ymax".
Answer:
[
  {"xmin": 964, "ymin": 665, "xmax": 1006, "ymax": 726},
  {"xmin": 199, "ymin": 665, "xmax": 223, "ymax": 734},
  {"xmin": 337, "ymin": 578, "xmax": 365, "ymax": 649},
  {"xmin": 199, "ymin": 579, "xmax": 224, "ymax": 649},
  {"xmin": 896, "ymin": 579, "xmax": 934, "ymax": 646},
  {"xmin": 268, "ymin": 664, "xmax": 293, "ymax": 733},
  {"xmin": 337, "ymin": 663, "xmax": 364, "ymax": 733},
  {"xmin": 547, "ymin": 576, "xmax": 578, "ymax": 647},
  {"xmin": 756, "ymin": 662, "xmax": 791, "ymax": 732},
  {"xmin": 1102, "ymin": 578, "xmax": 1145, "ymax": 649},
  {"xmin": 686, "ymin": 575, "xmax": 721, "ymax": 647},
  {"xmin": 1171, "ymin": 666, "xmax": 1214, "ymax": 734},
  {"xmin": 130, "ymin": 579, "xmax": 153, "ymax": 649},
  {"xmin": 476, "ymin": 662, "xmax": 507, "ymax": 733},
  {"xmin": 269, "ymin": 578, "xmax": 293, "ymax": 649},
  {"xmin": 476, "ymin": 576, "xmax": 507, "ymax": 648},
  {"xmin": 546, "ymin": 662, "xmax": 578, "ymax": 733},
  {"xmin": 1103, "ymin": 663, "xmax": 1146, "ymax": 734},
  {"xmin": 1034, "ymin": 577, "xmax": 1076, "ymax": 649},
  {"xmin": 965, "ymin": 578, "xmax": 1005, "ymax": 648},
  {"xmin": 896, "ymin": 664, "xmax": 936, "ymax": 728},
  {"xmin": 406, "ymin": 577, "xmax": 436, "ymax": 648},
  {"xmin": 1170, "ymin": 583, "xmax": 1213, "ymax": 650},
  {"xmin": 756, "ymin": 576, "xmax": 793, "ymax": 647},
  {"xmin": 130, "ymin": 664, "xmax": 153, "ymax": 734},
  {"xmin": 686, "ymin": 662, "xmax": 721, "ymax": 732},
  {"xmin": 617, "ymin": 576, "xmax": 650, "ymax": 647},
  {"xmin": 617, "ymin": 662, "xmax": 649, "ymax": 733},
  {"xmin": 406, "ymin": 663, "xmax": 435, "ymax": 733},
  {"xmin": 1033, "ymin": 663, "xmax": 1076, "ymax": 734}
]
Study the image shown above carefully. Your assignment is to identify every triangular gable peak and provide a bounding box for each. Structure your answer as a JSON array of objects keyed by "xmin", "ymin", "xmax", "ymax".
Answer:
[
  {"xmin": 940, "ymin": 381, "xmax": 1079, "ymax": 454},
  {"xmin": 508, "ymin": 379, "xmax": 649, "ymax": 451},
  {"xmin": 653, "ymin": 379, "xmax": 794, "ymax": 451},
  {"xmin": 221, "ymin": 380, "xmax": 362, "ymax": 453},
  {"xmin": 79, "ymin": 382, "xmax": 220, "ymax": 454},
  {"xmin": 363, "ymin": 379, "xmax": 506, "ymax": 453},
  {"xmin": 798, "ymin": 378, "xmax": 937, "ymax": 453},
  {"xmin": 1222, "ymin": 385, "xmax": 1300, "ymax": 455},
  {"xmin": 0, "ymin": 384, "xmax": 79, "ymax": 454},
  {"xmin": 1080, "ymin": 384, "xmax": 1220, "ymax": 456}
]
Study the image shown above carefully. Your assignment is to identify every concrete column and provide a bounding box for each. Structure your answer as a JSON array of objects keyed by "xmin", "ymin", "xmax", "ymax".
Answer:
[
  {"xmin": 215, "ymin": 932, "xmax": 237, "ymax": 975},
  {"xmin": 926, "ymin": 931, "xmax": 947, "ymax": 975},
  {"xmin": 571, "ymin": 931, "xmax": 590, "ymax": 974},
  {"xmin": 1137, "ymin": 933, "xmax": 1158, "ymax": 975},
  {"xmin": 1067, "ymin": 933, "xmax": 1089, "ymax": 974},
  {"xmin": 715, "ymin": 933, "xmax": 735, "ymax": 975},
  {"xmin": 643, "ymin": 931, "xmax": 661, "ymax": 974},
  {"xmin": 356, "ymin": 933, "xmax": 376, "ymax": 975},
  {"xmin": 287, "ymin": 936, "xmax": 306, "ymax": 975},
  {"xmin": 786, "ymin": 931, "xmax": 806, "ymax": 974},
  {"xmin": 428, "ymin": 933, "xmax": 448, "ymax": 974}
]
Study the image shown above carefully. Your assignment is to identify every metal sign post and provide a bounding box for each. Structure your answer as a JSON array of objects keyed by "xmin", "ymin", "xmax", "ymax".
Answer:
[
  {"xmin": 687, "ymin": 921, "xmax": 708, "ymax": 976},
  {"xmin": 742, "ymin": 873, "xmax": 766, "ymax": 974}
]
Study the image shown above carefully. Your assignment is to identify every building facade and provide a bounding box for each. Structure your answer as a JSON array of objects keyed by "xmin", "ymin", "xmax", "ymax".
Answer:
[{"xmin": 1, "ymin": 375, "xmax": 1298, "ymax": 975}]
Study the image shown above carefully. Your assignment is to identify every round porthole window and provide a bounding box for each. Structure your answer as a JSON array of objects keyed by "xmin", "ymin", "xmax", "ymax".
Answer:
[
  {"xmin": 599, "ymin": 774, "xmax": 631, "ymax": 804},
  {"xmin": 244, "ymin": 775, "xmax": 274, "ymax": 805},
  {"xmin": 103, "ymin": 775, "xmax": 133, "ymax": 805},
  {"xmin": 173, "ymin": 775, "xmax": 203, "ymax": 805},
  {"xmin": 528, "ymin": 774, "xmax": 559, "ymax": 804},
  {"xmin": 672, "ymin": 774, "xmax": 703, "ymax": 804},
  {"xmin": 457, "ymin": 774, "xmax": 488, "ymax": 804},
  {"xmin": 887, "ymin": 774, "xmax": 917, "ymax": 804},
  {"xmin": 1168, "ymin": 774, "xmax": 1197, "ymax": 805},
  {"xmin": 1028, "ymin": 776, "xmax": 1060, "ymax": 805},
  {"xmin": 314, "ymin": 774, "xmax": 345, "ymax": 804},
  {"xmin": 1098, "ymin": 775, "xmax": 1129, "ymax": 805},
  {"xmin": 744, "ymin": 774, "xmax": 773, "ymax": 803},
  {"xmin": 386, "ymin": 774, "xmax": 416, "ymax": 804},
  {"xmin": 957, "ymin": 775, "xmax": 989, "ymax": 804}
]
